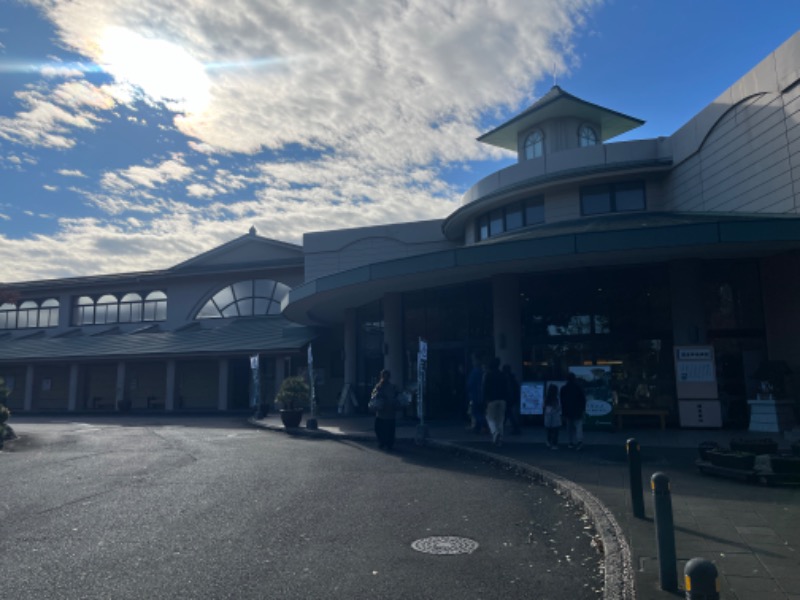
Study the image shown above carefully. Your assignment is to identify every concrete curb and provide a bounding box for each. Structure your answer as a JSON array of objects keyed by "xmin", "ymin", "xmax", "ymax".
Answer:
[{"xmin": 248, "ymin": 419, "xmax": 636, "ymax": 600}]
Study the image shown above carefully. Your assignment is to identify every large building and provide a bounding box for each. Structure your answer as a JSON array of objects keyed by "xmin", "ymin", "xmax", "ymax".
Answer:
[{"xmin": 2, "ymin": 32, "xmax": 800, "ymax": 429}]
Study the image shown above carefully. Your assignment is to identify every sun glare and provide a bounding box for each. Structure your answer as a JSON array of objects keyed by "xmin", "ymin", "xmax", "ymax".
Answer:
[{"xmin": 98, "ymin": 27, "xmax": 210, "ymax": 113}]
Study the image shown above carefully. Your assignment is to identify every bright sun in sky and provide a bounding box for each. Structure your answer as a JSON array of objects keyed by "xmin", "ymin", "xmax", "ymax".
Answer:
[{"xmin": 98, "ymin": 27, "xmax": 210, "ymax": 113}]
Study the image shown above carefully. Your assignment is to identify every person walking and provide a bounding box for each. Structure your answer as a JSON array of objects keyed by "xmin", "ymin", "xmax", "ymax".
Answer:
[
  {"xmin": 543, "ymin": 383, "xmax": 562, "ymax": 449},
  {"xmin": 369, "ymin": 369, "xmax": 400, "ymax": 451},
  {"xmin": 560, "ymin": 372, "xmax": 587, "ymax": 450},
  {"xmin": 482, "ymin": 357, "xmax": 508, "ymax": 446}
]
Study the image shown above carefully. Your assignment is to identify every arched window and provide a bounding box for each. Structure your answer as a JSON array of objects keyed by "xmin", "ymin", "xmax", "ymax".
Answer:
[
  {"xmin": 578, "ymin": 124, "xmax": 598, "ymax": 147},
  {"xmin": 143, "ymin": 291, "xmax": 167, "ymax": 322},
  {"xmin": 18, "ymin": 301, "xmax": 39, "ymax": 329},
  {"xmin": 74, "ymin": 296, "xmax": 95, "ymax": 326},
  {"xmin": 119, "ymin": 293, "xmax": 143, "ymax": 323},
  {"xmin": 0, "ymin": 303, "xmax": 16, "ymax": 330},
  {"xmin": 95, "ymin": 294, "xmax": 119, "ymax": 325},
  {"xmin": 39, "ymin": 298, "xmax": 60, "ymax": 328},
  {"xmin": 197, "ymin": 279, "xmax": 290, "ymax": 319},
  {"xmin": 524, "ymin": 130, "xmax": 544, "ymax": 159}
]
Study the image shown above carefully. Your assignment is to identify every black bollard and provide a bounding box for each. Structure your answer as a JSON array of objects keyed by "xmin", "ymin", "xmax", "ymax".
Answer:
[
  {"xmin": 684, "ymin": 557, "xmax": 720, "ymax": 600},
  {"xmin": 651, "ymin": 472, "xmax": 678, "ymax": 592},
  {"xmin": 626, "ymin": 438, "xmax": 645, "ymax": 518}
]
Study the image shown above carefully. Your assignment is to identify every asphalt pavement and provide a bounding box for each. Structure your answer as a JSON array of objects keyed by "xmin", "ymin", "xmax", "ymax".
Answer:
[{"xmin": 252, "ymin": 413, "xmax": 800, "ymax": 600}]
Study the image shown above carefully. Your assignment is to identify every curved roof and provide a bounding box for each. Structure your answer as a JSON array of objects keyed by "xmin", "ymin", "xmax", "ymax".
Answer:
[
  {"xmin": 478, "ymin": 86, "xmax": 645, "ymax": 151},
  {"xmin": 283, "ymin": 213, "xmax": 800, "ymax": 325}
]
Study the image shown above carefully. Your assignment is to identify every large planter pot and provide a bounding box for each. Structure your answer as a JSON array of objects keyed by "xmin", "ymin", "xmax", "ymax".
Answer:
[
  {"xmin": 730, "ymin": 438, "xmax": 778, "ymax": 455},
  {"xmin": 707, "ymin": 450, "xmax": 756, "ymax": 470},
  {"xmin": 279, "ymin": 408, "xmax": 304, "ymax": 428}
]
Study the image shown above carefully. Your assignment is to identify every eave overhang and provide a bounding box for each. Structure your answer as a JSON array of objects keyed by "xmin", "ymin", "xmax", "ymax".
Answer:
[
  {"xmin": 478, "ymin": 86, "xmax": 645, "ymax": 151},
  {"xmin": 283, "ymin": 213, "xmax": 800, "ymax": 326}
]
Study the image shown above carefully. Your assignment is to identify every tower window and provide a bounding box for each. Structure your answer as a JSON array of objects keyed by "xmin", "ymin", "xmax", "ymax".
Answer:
[
  {"xmin": 578, "ymin": 124, "xmax": 598, "ymax": 147},
  {"xmin": 524, "ymin": 130, "xmax": 544, "ymax": 159}
]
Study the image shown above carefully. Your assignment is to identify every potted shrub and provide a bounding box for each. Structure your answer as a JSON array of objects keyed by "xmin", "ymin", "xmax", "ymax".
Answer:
[{"xmin": 274, "ymin": 376, "xmax": 309, "ymax": 428}]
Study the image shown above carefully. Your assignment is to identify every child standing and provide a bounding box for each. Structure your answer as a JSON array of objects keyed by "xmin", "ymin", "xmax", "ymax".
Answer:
[{"xmin": 543, "ymin": 383, "xmax": 562, "ymax": 449}]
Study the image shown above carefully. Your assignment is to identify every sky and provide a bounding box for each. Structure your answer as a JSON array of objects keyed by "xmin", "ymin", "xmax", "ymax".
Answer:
[{"xmin": 0, "ymin": 0, "xmax": 798, "ymax": 283}]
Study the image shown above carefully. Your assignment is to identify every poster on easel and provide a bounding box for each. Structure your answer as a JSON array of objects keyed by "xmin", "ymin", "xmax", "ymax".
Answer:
[
  {"xmin": 674, "ymin": 346, "xmax": 717, "ymax": 399},
  {"xmin": 520, "ymin": 382, "xmax": 544, "ymax": 415},
  {"xmin": 569, "ymin": 366, "xmax": 614, "ymax": 430}
]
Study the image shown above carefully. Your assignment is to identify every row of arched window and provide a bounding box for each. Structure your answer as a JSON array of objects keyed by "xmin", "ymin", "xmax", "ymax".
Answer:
[
  {"xmin": 523, "ymin": 124, "xmax": 598, "ymax": 160},
  {"xmin": 0, "ymin": 299, "xmax": 60, "ymax": 329},
  {"xmin": 3, "ymin": 281, "xmax": 290, "ymax": 330},
  {"xmin": 73, "ymin": 291, "xmax": 168, "ymax": 325}
]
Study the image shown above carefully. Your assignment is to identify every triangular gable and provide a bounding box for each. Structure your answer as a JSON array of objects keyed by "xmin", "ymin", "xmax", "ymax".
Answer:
[{"xmin": 170, "ymin": 229, "xmax": 303, "ymax": 271}]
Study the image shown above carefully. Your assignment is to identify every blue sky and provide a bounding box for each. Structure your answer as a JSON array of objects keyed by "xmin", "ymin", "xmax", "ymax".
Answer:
[{"xmin": 0, "ymin": 0, "xmax": 798, "ymax": 283}]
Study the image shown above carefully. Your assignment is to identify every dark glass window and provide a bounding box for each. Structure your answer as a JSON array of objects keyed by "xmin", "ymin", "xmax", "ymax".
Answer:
[
  {"xmin": 505, "ymin": 204, "xmax": 523, "ymax": 231},
  {"xmin": 581, "ymin": 184, "xmax": 612, "ymax": 215},
  {"xmin": 615, "ymin": 181, "xmax": 646, "ymax": 212},
  {"xmin": 489, "ymin": 209, "xmax": 504, "ymax": 236},
  {"xmin": 524, "ymin": 197, "xmax": 544, "ymax": 225},
  {"xmin": 475, "ymin": 195, "xmax": 545, "ymax": 241},
  {"xmin": 581, "ymin": 181, "xmax": 645, "ymax": 215}
]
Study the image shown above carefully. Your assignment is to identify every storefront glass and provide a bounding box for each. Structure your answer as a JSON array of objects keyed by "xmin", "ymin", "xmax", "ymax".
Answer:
[{"xmin": 520, "ymin": 265, "xmax": 675, "ymax": 412}]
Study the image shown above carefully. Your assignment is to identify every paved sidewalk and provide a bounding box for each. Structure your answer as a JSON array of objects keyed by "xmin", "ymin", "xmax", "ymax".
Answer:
[{"xmin": 252, "ymin": 413, "xmax": 800, "ymax": 600}]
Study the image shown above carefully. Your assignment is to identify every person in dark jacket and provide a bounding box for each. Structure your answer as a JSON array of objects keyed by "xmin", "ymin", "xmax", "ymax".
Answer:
[
  {"xmin": 560, "ymin": 372, "xmax": 586, "ymax": 450},
  {"xmin": 369, "ymin": 369, "xmax": 400, "ymax": 451},
  {"xmin": 482, "ymin": 357, "xmax": 508, "ymax": 446}
]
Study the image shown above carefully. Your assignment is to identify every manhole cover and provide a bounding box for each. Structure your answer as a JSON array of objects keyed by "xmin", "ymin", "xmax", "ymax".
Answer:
[{"xmin": 411, "ymin": 536, "xmax": 479, "ymax": 555}]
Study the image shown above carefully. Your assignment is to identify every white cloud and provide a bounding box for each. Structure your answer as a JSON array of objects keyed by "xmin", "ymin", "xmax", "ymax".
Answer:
[
  {"xmin": 1, "ymin": 0, "xmax": 601, "ymax": 281},
  {"xmin": 101, "ymin": 154, "xmax": 193, "ymax": 192},
  {"xmin": 0, "ymin": 80, "xmax": 117, "ymax": 148},
  {"xmin": 57, "ymin": 168, "xmax": 86, "ymax": 177},
  {"xmin": 43, "ymin": 184, "xmax": 58, "ymax": 191},
  {"xmin": 186, "ymin": 183, "xmax": 217, "ymax": 198}
]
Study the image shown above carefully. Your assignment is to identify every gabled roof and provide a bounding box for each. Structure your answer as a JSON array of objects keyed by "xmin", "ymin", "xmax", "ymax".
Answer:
[
  {"xmin": 170, "ymin": 227, "xmax": 303, "ymax": 272},
  {"xmin": 478, "ymin": 86, "xmax": 645, "ymax": 151}
]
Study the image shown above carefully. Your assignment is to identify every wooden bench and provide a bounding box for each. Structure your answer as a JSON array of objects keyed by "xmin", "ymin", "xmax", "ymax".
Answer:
[{"xmin": 614, "ymin": 408, "xmax": 669, "ymax": 430}]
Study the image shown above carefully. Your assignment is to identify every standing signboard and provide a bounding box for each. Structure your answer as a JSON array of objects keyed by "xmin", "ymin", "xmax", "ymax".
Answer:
[
  {"xmin": 520, "ymin": 382, "xmax": 545, "ymax": 415},
  {"xmin": 674, "ymin": 345, "xmax": 721, "ymax": 427},
  {"xmin": 569, "ymin": 366, "xmax": 614, "ymax": 430}
]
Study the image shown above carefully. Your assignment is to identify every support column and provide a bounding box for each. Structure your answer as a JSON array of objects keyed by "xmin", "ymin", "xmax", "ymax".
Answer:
[
  {"xmin": 217, "ymin": 359, "xmax": 229, "ymax": 411},
  {"xmin": 669, "ymin": 260, "xmax": 707, "ymax": 345},
  {"xmin": 165, "ymin": 360, "xmax": 176, "ymax": 411},
  {"xmin": 492, "ymin": 275, "xmax": 523, "ymax": 380},
  {"xmin": 24, "ymin": 364, "xmax": 34, "ymax": 412},
  {"xmin": 275, "ymin": 356, "xmax": 287, "ymax": 397},
  {"xmin": 344, "ymin": 308, "xmax": 357, "ymax": 389},
  {"xmin": 68, "ymin": 363, "xmax": 79, "ymax": 412},
  {"xmin": 115, "ymin": 361, "xmax": 126, "ymax": 409},
  {"xmin": 383, "ymin": 293, "xmax": 404, "ymax": 389}
]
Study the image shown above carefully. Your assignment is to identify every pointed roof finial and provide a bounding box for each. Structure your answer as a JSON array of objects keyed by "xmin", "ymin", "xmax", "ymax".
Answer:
[{"xmin": 249, "ymin": 225, "xmax": 257, "ymax": 236}]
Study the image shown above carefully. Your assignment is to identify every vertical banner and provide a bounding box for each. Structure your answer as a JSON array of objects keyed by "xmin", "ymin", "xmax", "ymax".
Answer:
[
  {"xmin": 417, "ymin": 338, "xmax": 428, "ymax": 423},
  {"xmin": 307, "ymin": 343, "xmax": 316, "ymax": 416},
  {"xmin": 249, "ymin": 354, "xmax": 260, "ymax": 409}
]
